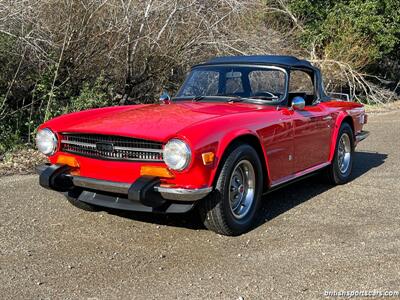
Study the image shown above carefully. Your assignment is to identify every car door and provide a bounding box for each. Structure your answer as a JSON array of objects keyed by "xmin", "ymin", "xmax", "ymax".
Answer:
[
  {"xmin": 260, "ymin": 107, "xmax": 294, "ymax": 185},
  {"xmin": 288, "ymin": 69, "xmax": 332, "ymax": 173},
  {"xmin": 291, "ymin": 104, "xmax": 332, "ymax": 172},
  {"xmin": 247, "ymin": 68, "xmax": 295, "ymax": 185}
]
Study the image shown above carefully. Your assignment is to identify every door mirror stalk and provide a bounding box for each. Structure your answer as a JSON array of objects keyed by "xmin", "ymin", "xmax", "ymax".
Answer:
[{"xmin": 159, "ymin": 91, "xmax": 171, "ymax": 104}]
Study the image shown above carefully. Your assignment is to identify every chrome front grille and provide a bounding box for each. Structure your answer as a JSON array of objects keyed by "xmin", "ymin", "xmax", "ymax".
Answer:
[{"xmin": 60, "ymin": 133, "xmax": 163, "ymax": 161}]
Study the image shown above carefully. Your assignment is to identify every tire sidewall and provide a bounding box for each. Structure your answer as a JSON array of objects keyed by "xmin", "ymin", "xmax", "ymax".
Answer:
[
  {"xmin": 217, "ymin": 144, "xmax": 264, "ymax": 232},
  {"xmin": 332, "ymin": 123, "xmax": 354, "ymax": 183}
]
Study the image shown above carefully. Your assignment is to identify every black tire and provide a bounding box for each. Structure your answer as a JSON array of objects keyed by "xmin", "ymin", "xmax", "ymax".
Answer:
[
  {"xmin": 198, "ymin": 144, "xmax": 264, "ymax": 236},
  {"xmin": 65, "ymin": 189, "xmax": 100, "ymax": 212},
  {"xmin": 325, "ymin": 122, "xmax": 354, "ymax": 185}
]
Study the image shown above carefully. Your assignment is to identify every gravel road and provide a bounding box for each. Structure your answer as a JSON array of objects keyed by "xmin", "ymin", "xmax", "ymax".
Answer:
[{"xmin": 1, "ymin": 111, "xmax": 399, "ymax": 300}]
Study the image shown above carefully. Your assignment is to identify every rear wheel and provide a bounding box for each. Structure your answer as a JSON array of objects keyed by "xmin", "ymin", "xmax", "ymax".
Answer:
[
  {"xmin": 198, "ymin": 144, "xmax": 263, "ymax": 236},
  {"xmin": 325, "ymin": 122, "xmax": 354, "ymax": 184}
]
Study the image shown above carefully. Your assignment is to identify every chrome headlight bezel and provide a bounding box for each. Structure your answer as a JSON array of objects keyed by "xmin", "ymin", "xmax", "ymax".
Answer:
[
  {"xmin": 163, "ymin": 139, "xmax": 192, "ymax": 171},
  {"xmin": 36, "ymin": 128, "xmax": 58, "ymax": 156}
]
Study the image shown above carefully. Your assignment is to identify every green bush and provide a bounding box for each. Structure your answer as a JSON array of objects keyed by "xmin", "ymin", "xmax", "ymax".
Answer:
[
  {"xmin": 287, "ymin": 0, "xmax": 400, "ymax": 74},
  {"xmin": 70, "ymin": 75, "xmax": 112, "ymax": 112},
  {"xmin": 0, "ymin": 72, "xmax": 114, "ymax": 155},
  {"xmin": 0, "ymin": 124, "xmax": 22, "ymax": 155}
]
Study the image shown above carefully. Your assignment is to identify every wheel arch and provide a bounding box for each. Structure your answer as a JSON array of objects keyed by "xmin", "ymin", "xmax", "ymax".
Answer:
[
  {"xmin": 329, "ymin": 113, "xmax": 355, "ymax": 161},
  {"xmin": 342, "ymin": 115, "xmax": 355, "ymax": 135},
  {"xmin": 212, "ymin": 133, "xmax": 270, "ymax": 191}
]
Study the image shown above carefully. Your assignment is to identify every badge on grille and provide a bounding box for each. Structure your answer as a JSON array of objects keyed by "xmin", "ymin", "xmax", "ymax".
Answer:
[{"xmin": 96, "ymin": 142, "xmax": 114, "ymax": 152}]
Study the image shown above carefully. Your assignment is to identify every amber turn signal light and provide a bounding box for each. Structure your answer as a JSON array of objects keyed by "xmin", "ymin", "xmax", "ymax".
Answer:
[
  {"xmin": 140, "ymin": 166, "xmax": 174, "ymax": 178},
  {"xmin": 202, "ymin": 152, "xmax": 215, "ymax": 165},
  {"xmin": 56, "ymin": 155, "xmax": 80, "ymax": 168}
]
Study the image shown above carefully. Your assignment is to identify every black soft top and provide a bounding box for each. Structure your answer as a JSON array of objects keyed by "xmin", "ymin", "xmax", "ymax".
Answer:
[
  {"xmin": 197, "ymin": 55, "xmax": 316, "ymax": 70},
  {"xmin": 193, "ymin": 55, "xmax": 328, "ymax": 101}
]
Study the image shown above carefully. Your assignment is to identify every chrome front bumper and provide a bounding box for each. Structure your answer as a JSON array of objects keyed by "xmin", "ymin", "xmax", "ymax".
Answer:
[
  {"xmin": 72, "ymin": 176, "xmax": 212, "ymax": 201},
  {"xmin": 154, "ymin": 186, "xmax": 213, "ymax": 201}
]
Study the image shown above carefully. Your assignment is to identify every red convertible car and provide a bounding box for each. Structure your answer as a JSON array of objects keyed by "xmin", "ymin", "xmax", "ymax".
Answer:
[{"xmin": 36, "ymin": 55, "xmax": 369, "ymax": 235}]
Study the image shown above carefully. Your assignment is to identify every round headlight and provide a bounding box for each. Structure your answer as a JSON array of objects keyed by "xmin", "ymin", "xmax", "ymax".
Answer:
[
  {"xmin": 163, "ymin": 139, "xmax": 191, "ymax": 171},
  {"xmin": 36, "ymin": 128, "xmax": 58, "ymax": 156}
]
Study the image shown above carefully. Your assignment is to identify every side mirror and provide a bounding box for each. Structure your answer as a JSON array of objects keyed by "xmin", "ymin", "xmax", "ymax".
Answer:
[
  {"xmin": 291, "ymin": 96, "xmax": 305, "ymax": 110},
  {"xmin": 159, "ymin": 91, "xmax": 171, "ymax": 104}
]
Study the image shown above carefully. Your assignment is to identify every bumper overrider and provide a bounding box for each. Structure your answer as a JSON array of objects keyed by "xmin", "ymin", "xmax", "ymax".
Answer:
[{"xmin": 37, "ymin": 164, "xmax": 212, "ymax": 213}]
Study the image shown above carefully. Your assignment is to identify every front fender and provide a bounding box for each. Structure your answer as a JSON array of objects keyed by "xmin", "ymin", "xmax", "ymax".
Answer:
[
  {"xmin": 215, "ymin": 128, "xmax": 258, "ymax": 158},
  {"xmin": 178, "ymin": 118, "xmax": 269, "ymax": 187},
  {"xmin": 212, "ymin": 129, "xmax": 268, "ymax": 186}
]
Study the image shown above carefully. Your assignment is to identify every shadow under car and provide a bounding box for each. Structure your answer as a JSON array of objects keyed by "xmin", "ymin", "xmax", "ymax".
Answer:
[{"xmin": 100, "ymin": 151, "xmax": 388, "ymax": 232}]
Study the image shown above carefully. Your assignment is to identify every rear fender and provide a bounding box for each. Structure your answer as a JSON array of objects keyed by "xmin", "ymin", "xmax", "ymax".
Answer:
[{"xmin": 328, "ymin": 112, "xmax": 353, "ymax": 161}]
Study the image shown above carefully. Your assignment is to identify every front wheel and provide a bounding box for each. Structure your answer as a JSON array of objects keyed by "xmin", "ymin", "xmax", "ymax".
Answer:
[
  {"xmin": 198, "ymin": 144, "xmax": 264, "ymax": 236},
  {"xmin": 325, "ymin": 122, "xmax": 354, "ymax": 185}
]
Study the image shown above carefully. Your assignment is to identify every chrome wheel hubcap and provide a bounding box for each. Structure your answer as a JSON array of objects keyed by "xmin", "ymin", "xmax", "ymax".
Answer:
[
  {"xmin": 229, "ymin": 160, "xmax": 255, "ymax": 219},
  {"xmin": 337, "ymin": 133, "xmax": 351, "ymax": 174}
]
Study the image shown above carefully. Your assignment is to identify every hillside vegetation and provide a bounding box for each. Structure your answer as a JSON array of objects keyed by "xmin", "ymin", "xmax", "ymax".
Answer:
[{"xmin": 0, "ymin": 0, "xmax": 399, "ymax": 153}]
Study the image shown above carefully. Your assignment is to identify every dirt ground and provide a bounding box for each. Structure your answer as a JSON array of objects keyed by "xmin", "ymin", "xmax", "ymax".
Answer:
[{"xmin": 0, "ymin": 110, "xmax": 399, "ymax": 299}]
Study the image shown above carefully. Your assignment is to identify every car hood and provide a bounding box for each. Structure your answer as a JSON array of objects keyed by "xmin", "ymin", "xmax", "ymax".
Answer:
[{"xmin": 45, "ymin": 102, "xmax": 267, "ymax": 141}]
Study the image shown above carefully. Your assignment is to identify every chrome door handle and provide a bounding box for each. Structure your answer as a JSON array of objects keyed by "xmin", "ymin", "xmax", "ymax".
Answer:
[{"xmin": 323, "ymin": 116, "xmax": 332, "ymax": 121}]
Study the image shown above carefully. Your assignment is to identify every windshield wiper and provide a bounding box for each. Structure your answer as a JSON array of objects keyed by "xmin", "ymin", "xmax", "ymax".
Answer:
[
  {"xmin": 250, "ymin": 95, "xmax": 278, "ymax": 101},
  {"xmin": 174, "ymin": 95, "xmax": 245, "ymax": 103},
  {"xmin": 193, "ymin": 96, "xmax": 205, "ymax": 102},
  {"xmin": 226, "ymin": 96, "xmax": 245, "ymax": 103},
  {"xmin": 171, "ymin": 96, "xmax": 205, "ymax": 101}
]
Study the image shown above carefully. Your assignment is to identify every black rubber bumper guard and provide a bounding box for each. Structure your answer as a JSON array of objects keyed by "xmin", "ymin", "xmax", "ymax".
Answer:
[{"xmin": 37, "ymin": 164, "xmax": 195, "ymax": 213}]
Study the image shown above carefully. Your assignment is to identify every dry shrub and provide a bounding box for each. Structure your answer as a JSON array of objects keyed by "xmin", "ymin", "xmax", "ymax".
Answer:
[
  {"xmin": 311, "ymin": 33, "xmax": 398, "ymax": 104},
  {"xmin": 264, "ymin": 0, "xmax": 399, "ymax": 104},
  {"xmin": 0, "ymin": 0, "xmax": 264, "ymax": 108},
  {"xmin": 0, "ymin": 0, "xmax": 397, "ymax": 148},
  {"xmin": 0, "ymin": 147, "xmax": 46, "ymax": 176}
]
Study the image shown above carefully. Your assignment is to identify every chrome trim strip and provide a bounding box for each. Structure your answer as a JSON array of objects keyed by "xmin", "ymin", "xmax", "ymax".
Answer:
[
  {"xmin": 61, "ymin": 140, "xmax": 96, "ymax": 148},
  {"xmin": 113, "ymin": 146, "xmax": 163, "ymax": 153},
  {"xmin": 62, "ymin": 149, "xmax": 163, "ymax": 162},
  {"xmin": 61, "ymin": 139, "xmax": 163, "ymax": 153},
  {"xmin": 270, "ymin": 162, "xmax": 330, "ymax": 188},
  {"xmin": 154, "ymin": 186, "xmax": 213, "ymax": 201}
]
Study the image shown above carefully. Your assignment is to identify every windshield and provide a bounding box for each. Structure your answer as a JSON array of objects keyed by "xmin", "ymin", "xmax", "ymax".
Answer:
[{"xmin": 175, "ymin": 65, "xmax": 287, "ymax": 103}]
